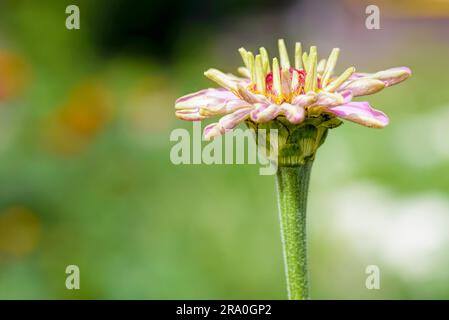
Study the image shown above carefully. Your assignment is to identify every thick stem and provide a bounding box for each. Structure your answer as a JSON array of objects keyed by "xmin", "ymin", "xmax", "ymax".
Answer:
[{"xmin": 275, "ymin": 162, "xmax": 313, "ymax": 300}]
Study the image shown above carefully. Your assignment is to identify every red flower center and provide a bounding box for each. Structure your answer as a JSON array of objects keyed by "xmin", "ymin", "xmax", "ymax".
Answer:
[{"xmin": 265, "ymin": 68, "xmax": 307, "ymax": 94}]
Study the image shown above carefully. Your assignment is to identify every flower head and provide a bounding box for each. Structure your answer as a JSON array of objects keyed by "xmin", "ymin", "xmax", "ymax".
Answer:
[{"xmin": 175, "ymin": 39, "xmax": 411, "ymax": 140}]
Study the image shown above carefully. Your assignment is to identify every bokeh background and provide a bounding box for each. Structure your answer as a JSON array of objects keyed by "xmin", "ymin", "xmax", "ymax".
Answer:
[{"xmin": 0, "ymin": 0, "xmax": 448, "ymax": 299}]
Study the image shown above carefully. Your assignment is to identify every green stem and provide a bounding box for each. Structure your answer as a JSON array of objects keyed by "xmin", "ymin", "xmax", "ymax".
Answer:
[{"xmin": 275, "ymin": 162, "xmax": 313, "ymax": 300}]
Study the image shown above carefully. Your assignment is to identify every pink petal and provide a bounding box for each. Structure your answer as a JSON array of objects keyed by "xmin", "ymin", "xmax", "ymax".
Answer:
[
  {"xmin": 291, "ymin": 93, "xmax": 317, "ymax": 108},
  {"xmin": 204, "ymin": 107, "xmax": 253, "ymax": 140},
  {"xmin": 199, "ymin": 98, "xmax": 252, "ymax": 116},
  {"xmin": 372, "ymin": 67, "xmax": 412, "ymax": 87},
  {"xmin": 204, "ymin": 122, "xmax": 223, "ymax": 140},
  {"xmin": 175, "ymin": 109, "xmax": 205, "ymax": 121},
  {"xmin": 226, "ymin": 73, "xmax": 251, "ymax": 86},
  {"xmin": 340, "ymin": 90, "xmax": 353, "ymax": 103},
  {"xmin": 176, "ymin": 87, "xmax": 251, "ymax": 118},
  {"xmin": 315, "ymin": 91, "xmax": 346, "ymax": 107},
  {"xmin": 175, "ymin": 88, "xmax": 235, "ymax": 109},
  {"xmin": 250, "ymin": 104, "xmax": 278, "ymax": 123},
  {"xmin": 338, "ymin": 78, "xmax": 385, "ymax": 97},
  {"xmin": 327, "ymin": 101, "xmax": 389, "ymax": 128},
  {"xmin": 279, "ymin": 103, "xmax": 305, "ymax": 124},
  {"xmin": 348, "ymin": 67, "xmax": 411, "ymax": 87},
  {"xmin": 237, "ymin": 84, "xmax": 270, "ymax": 104}
]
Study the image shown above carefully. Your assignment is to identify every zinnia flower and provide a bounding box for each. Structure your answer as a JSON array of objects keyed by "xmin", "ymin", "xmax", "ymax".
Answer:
[
  {"xmin": 174, "ymin": 39, "xmax": 411, "ymax": 300},
  {"xmin": 175, "ymin": 39, "xmax": 411, "ymax": 140}
]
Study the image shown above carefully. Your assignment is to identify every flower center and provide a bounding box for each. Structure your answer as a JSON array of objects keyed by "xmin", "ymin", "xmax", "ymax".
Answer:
[
  {"xmin": 248, "ymin": 67, "xmax": 322, "ymax": 104},
  {"xmin": 265, "ymin": 68, "xmax": 307, "ymax": 94}
]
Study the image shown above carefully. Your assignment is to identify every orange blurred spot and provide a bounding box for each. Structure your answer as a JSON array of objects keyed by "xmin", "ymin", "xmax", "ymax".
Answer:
[
  {"xmin": 0, "ymin": 206, "xmax": 41, "ymax": 257},
  {"xmin": 346, "ymin": 0, "xmax": 449, "ymax": 17},
  {"xmin": 0, "ymin": 52, "xmax": 29, "ymax": 101},
  {"xmin": 43, "ymin": 81, "xmax": 113, "ymax": 155}
]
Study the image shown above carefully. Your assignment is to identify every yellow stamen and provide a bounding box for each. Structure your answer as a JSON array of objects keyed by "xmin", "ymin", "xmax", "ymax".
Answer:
[
  {"xmin": 260, "ymin": 47, "xmax": 271, "ymax": 74},
  {"xmin": 309, "ymin": 46, "xmax": 317, "ymax": 58},
  {"xmin": 302, "ymin": 52, "xmax": 309, "ymax": 71},
  {"xmin": 324, "ymin": 66, "xmax": 355, "ymax": 92},
  {"xmin": 291, "ymin": 69, "xmax": 300, "ymax": 93},
  {"xmin": 247, "ymin": 51, "xmax": 255, "ymax": 83},
  {"xmin": 272, "ymin": 58, "xmax": 282, "ymax": 98},
  {"xmin": 304, "ymin": 52, "xmax": 317, "ymax": 92},
  {"xmin": 255, "ymin": 55, "xmax": 266, "ymax": 94},
  {"xmin": 238, "ymin": 47, "xmax": 249, "ymax": 68},
  {"xmin": 204, "ymin": 68, "xmax": 238, "ymax": 92},
  {"xmin": 237, "ymin": 67, "xmax": 251, "ymax": 78},
  {"xmin": 282, "ymin": 68, "xmax": 291, "ymax": 98},
  {"xmin": 322, "ymin": 48, "xmax": 340, "ymax": 87},
  {"xmin": 309, "ymin": 46, "xmax": 318, "ymax": 91},
  {"xmin": 295, "ymin": 42, "xmax": 303, "ymax": 70},
  {"xmin": 317, "ymin": 59, "xmax": 326, "ymax": 74},
  {"xmin": 278, "ymin": 39, "xmax": 290, "ymax": 69}
]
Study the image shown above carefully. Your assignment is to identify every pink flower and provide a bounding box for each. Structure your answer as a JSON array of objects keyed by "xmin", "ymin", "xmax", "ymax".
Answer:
[{"xmin": 175, "ymin": 39, "xmax": 411, "ymax": 139}]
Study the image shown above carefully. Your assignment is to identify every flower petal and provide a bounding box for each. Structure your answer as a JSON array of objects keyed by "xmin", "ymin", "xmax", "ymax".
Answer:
[
  {"xmin": 237, "ymin": 67, "xmax": 251, "ymax": 78},
  {"xmin": 349, "ymin": 67, "xmax": 411, "ymax": 87},
  {"xmin": 204, "ymin": 69, "xmax": 242, "ymax": 92},
  {"xmin": 237, "ymin": 84, "xmax": 270, "ymax": 104},
  {"xmin": 338, "ymin": 78, "xmax": 385, "ymax": 97},
  {"xmin": 175, "ymin": 109, "xmax": 206, "ymax": 121},
  {"xmin": 175, "ymin": 88, "xmax": 236, "ymax": 110},
  {"xmin": 327, "ymin": 101, "xmax": 389, "ymax": 128},
  {"xmin": 370, "ymin": 67, "xmax": 411, "ymax": 86},
  {"xmin": 199, "ymin": 98, "xmax": 251, "ymax": 117},
  {"xmin": 315, "ymin": 91, "xmax": 346, "ymax": 107},
  {"xmin": 176, "ymin": 88, "xmax": 251, "ymax": 118},
  {"xmin": 291, "ymin": 92, "xmax": 317, "ymax": 107},
  {"xmin": 250, "ymin": 104, "xmax": 278, "ymax": 123},
  {"xmin": 279, "ymin": 103, "xmax": 305, "ymax": 124},
  {"xmin": 204, "ymin": 107, "xmax": 253, "ymax": 140},
  {"xmin": 203, "ymin": 122, "xmax": 222, "ymax": 140},
  {"xmin": 226, "ymin": 72, "xmax": 251, "ymax": 86}
]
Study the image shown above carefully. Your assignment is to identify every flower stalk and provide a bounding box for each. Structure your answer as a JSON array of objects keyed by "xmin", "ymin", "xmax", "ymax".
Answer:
[{"xmin": 276, "ymin": 162, "xmax": 313, "ymax": 300}]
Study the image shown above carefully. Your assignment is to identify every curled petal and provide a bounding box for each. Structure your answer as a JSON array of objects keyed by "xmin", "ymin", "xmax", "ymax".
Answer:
[
  {"xmin": 203, "ymin": 122, "xmax": 223, "ymax": 140},
  {"xmin": 339, "ymin": 78, "xmax": 385, "ymax": 97},
  {"xmin": 315, "ymin": 91, "xmax": 345, "ymax": 107},
  {"xmin": 340, "ymin": 90, "xmax": 353, "ymax": 103},
  {"xmin": 204, "ymin": 107, "xmax": 253, "ymax": 140},
  {"xmin": 176, "ymin": 88, "xmax": 251, "ymax": 119},
  {"xmin": 225, "ymin": 72, "xmax": 251, "ymax": 86},
  {"xmin": 349, "ymin": 67, "xmax": 412, "ymax": 87},
  {"xmin": 370, "ymin": 67, "xmax": 412, "ymax": 86},
  {"xmin": 291, "ymin": 92, "xmax": 317, "ymax": 107},
  {"xmin": 204, "ymin": 69, "xmax": 249, "ymax": 92},
  {"xmin": 279, "ymin": 103, "xmax": 305, "ymax": 124},
  {"xmin": 348, "ymin": 72, "xmax": 369, "ymax": 80},
  {"xmin": 237, "ymin": 67, "xmax": 251, "ymax": 78},
  {"xmin": 237, "ymin": 84, "xmax": 270, "ymax": 104},
  {"xmin": 250, "ymin": 104, "xmax": 278, "ymax": 123},
  {"xmin": 175, "ymin": 88, "xmax": 237, "ymax": 110},
  {"xmin": 199, "ymin": 98, "xmax": 251, "ymax": 116},
  {"xmin": 327, "ymin": 101, "xmax": 389, "ymax": 128},
  {"xmin": 175, "ymin": 109, "xmax": 206, "ymax": 121}
]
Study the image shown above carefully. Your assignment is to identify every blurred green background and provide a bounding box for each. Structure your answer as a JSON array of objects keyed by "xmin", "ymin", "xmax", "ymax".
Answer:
[{"xmin": 0, "ymin": 0, "xmax": 449, "ymax": 299}]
